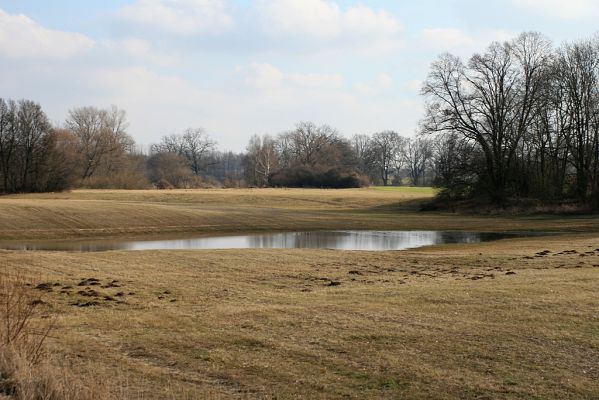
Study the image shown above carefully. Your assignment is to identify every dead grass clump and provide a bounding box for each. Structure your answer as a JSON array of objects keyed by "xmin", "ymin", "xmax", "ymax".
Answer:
[
  {"xmin": 0, "ymin": 270, "xmax": 106, "ymax": 399},
  {"xmin": 0, "ymin": 346, "xmax": 108, "ymax": 400}
]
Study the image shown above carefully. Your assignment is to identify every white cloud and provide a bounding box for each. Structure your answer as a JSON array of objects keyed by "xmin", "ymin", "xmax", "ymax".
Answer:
[
  {"xmin": 0, "ymin": 2, "xmax": 422, "ymax": 150},
  {"xmin": 257, "ymin": 0, "xmax": 341, "ymax": 38},
  {"xmin": 81, "ymin": 64, "xmax": 416, "ymax": 148},
  {"xmin": 117, "ymin": 0, "xmax": 234, "ymax": 35},
  {"xmin": 108, "ymin": 37, "xmax": 180, "ymax": 66},
  {"xmin": 402, "ymin": 79, "xmax": 422, "ymax": 93},
  {"xmin": 419, "ymin": 28, "xmax": 515, "ymax": 56},
  {"xmin": 421, "ymin": 28, "xmax": 475, "ymax": 50},
  {"xmin": 353, "ymin": 73, "xmax": 394, "ymax": 96},
  {"xmin": 238, "ymin": 63, "xmax": 344, "ymax": 90},
  {"xmin": 255, "ymin": 0, "xmax": 401, "ymax": 52},
  {"xmin": 287, "ymin": 72, "xmax": 344, "ymax": 89},
  {"xmin": 239, "ymin": 63, "xmax": 285, "ymax": 89},
  {"xmin": 342, "ymin": 5, "xmax": 399, "ymax": 37},
  {"xmin": 0, "ymin": 9, "xmax": 94, "ymax": 59},
  {"xmin": 120, "ymin": 38, "xmax": 152, "ymax": 56},
  {"xmin": 511, "ymin": 0, "xmax": 599, "ymax": 18}
]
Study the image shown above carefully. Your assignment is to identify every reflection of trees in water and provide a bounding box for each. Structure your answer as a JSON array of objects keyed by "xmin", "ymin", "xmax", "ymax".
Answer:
[
  {"xmin": 4, "ymin": 231, "xmax": 519, "ymax": 252},
  {"xmin": 248, "ymin": 231, "xmax": 488, "ymax": 251}
]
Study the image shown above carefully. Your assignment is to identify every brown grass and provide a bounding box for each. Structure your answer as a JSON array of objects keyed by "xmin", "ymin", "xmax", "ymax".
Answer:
[
  {"xmin": 1, "ymin": 235, "xmax": 597, "ymax": 399},
  {"xmin": 0, "ymin": 270, "xmax": 105, "ymax": 399},
  {"xmin": 1, "ymin": 188, "xmax": 597, "ymax": 241},
  {"xmin": 0, "ymin": 188, "xmax": 597, "ymax": 399}
]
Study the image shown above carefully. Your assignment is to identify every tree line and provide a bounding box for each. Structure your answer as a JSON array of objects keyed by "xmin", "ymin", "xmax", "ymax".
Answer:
[
  {"xmin": 0, "ymin": 101, "xmax": 436, "ymax": 193},
  {"xmin": 422, "ymin": 32, "xmax": 599, "ymax": 208},
  {"xmin": 244, "ymin": 123, "xmax": 434, "ymax": 188}
]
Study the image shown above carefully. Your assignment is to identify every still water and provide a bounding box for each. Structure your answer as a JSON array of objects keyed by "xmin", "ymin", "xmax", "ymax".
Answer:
[{"xmin": 1, "ymin": 231, "xmax": 532, "ymax": 252}]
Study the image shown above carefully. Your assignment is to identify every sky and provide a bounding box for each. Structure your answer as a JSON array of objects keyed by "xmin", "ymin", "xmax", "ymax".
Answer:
[{"xmin": 1, "ymin": 0, "xmax": 598, "ymax": 151}]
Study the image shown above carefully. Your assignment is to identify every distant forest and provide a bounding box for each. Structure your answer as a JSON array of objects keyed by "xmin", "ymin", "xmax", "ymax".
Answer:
[{"xmin": 1, "ymin": 32, "xmax": 599, "ymax": 210}]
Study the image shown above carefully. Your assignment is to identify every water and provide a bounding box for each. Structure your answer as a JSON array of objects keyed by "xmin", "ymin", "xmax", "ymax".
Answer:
[{"xmin": 0, "ymin": 230, "xmax": 534, "ymax": 252}]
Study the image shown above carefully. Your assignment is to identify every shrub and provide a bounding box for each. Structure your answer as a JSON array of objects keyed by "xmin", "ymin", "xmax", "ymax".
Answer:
[{"xmin": 269, "ymin": 167, "xmax": 368, "ymax": 188}]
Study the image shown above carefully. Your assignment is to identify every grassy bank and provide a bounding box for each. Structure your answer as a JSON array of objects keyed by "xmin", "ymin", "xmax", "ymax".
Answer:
[
  {"xmin": 1, "ymin": 188, "xmax": 598, "ymax": 399},
  {"xmin": 0, "ymin": 188, "xmax": 597, "ymax": 241}
]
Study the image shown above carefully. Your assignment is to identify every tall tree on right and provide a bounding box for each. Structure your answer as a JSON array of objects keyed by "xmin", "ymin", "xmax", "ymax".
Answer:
[
  {"xmin": 556, "ymin": 38, "xmax": 599, "ymax": 203},
  {"xmin": 422, "ymin": 32, "xmax": 552, "ymax": 204}
]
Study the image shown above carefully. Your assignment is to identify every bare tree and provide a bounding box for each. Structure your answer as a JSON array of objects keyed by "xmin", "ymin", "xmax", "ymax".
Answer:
[
  {"xmin": 183, "ymin": 128, "xmax": 217, "ymax": 175},
  {"xmin": 286, "ymin": 121, "xmax": 339, "ymax": 167},
  {"xmin": 152, "ymin": 128, "xmax": 217, "ymax": 175},
  {"xmin": 16, "ymin": 100, "xmax": 51, "ymax": 190},
  {"xmin": 367, "ymin": 131, "xmax": 402, "ymax": 186},
  {"xmin": 0, "ymin": 98, "xmax": 72, "ymax": 193},
  {"xmin": 557, "ymin": 38, "xmax": 599, "ymax": 201},
  {"xmin": 0, "ymin": 99, "xmax": 18, "ymax": 191},
  {"xmin": 403, "ymin": 137, "xmax": 433, "ymax": 186},
  {"xmin": 246, "ymin": 134, "xmax": 279, "ymax": 186},
  {"xmin": 147, "ymin": 152, "xmax": 194, "ymax": 188},
  {"xmin": 66, "ymin": 105, "xmax": 133, "ymax": 180},
  {"xmin": 351, "ymin": 134, "xmax": 375, "ymax": 178},
  {"xmin": 422, "ymin": 32, "xmax": 552, "ymax": 203},
  {"xmin": 430, "ymin": 132, "xmax": 479, "ymax": 199}
]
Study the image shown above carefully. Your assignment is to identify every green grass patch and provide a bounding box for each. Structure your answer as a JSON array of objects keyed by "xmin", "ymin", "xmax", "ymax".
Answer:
[{"xmin": 372, "ymin": 186, "xmax": 437, "ymax": 195}]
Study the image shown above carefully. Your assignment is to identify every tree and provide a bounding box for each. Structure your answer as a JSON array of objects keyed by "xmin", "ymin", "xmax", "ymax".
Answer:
[
  {"xmin": 284, "ymin": 121, "xmax": 339, "ymax": 168},
  {"xmin": 422, "ymin": 32, "xmax": 552, "ymax": 203},
  {"xmin": 42, "ymin": 129, "xmax": 80, "ymax": 191},
  {"xmin": 430, "ymin": 132, "xmax": 479, "ymax": 199},
  {"xmin": 147, "ymin": 152, "xmax": 194, "ymax": 189},
  {"xmin": 0, "ymin": 99, "xmax": 17, "ymax": 191},
  {"xmin": 246, "ymin": 134, "xmax": 279, "ymax": 187},
  {"xmin": 367, "ymin": 131, "xmax": 402, "ymax": 186},
  {"xmin": 403, "ymin": 137, "xmax": 433, "ymax": 186},
  {"xmin": 15, "ymin": 100, "xmax": 51, "ymax": 190},
  {"xmin": 65, "ymin": 105, "xmax": 133, "ymax": 181},
  {"xmin": 247, "ymin": 122, "xmax": 367, "ymax": 188},
  {"xmin": 0, "ymin": 98, "xmax": 73, "ymax": 193},
  {"xmin": 351, "ymin": 134, "xmax": 372, "ymax": 175},
  {"xmin": 557, "ymin": 38, "xmax": 599, "ymax": 202},
  {"xmin": 152, "ymin": 128, "xmax": 216, "ymax": 175}
]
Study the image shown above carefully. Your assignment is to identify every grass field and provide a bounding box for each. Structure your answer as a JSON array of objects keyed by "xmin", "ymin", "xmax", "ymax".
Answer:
[
  {"xmin": 0, "ymin": 188, "xmax": 597, "ymax": 241},
  {"xmin": 1, "ymin": 188, "xmax": 598, "ymax": 399}
]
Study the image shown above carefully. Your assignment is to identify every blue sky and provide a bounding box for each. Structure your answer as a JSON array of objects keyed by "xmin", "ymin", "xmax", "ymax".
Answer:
[{"xmin": 1, "ymin": 0, "xmax": 598, "ymax": 151}]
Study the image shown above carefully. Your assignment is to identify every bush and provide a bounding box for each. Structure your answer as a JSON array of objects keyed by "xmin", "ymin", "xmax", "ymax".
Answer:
[{"xmin": 269, "ymin": 167, "xmax": 368, "ymax": 188}]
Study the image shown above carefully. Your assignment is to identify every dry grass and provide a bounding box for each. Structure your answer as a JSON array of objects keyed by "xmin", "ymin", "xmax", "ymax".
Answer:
[
  {"xmin": 0, "ymin": 188, "xmax": 431, "ymax": 241},
  {"xmin": 1, "ymin": 188, "xmax": 597, "ymax": 241},
  {"xmin": 0, "ymin": 188, "xmax": 597, "ymax": 399},
  {"xmin": 0, "ymin": 270, "xmax": 106, "ymax": 400},
  {"xmin": 0, "ymin": 235, "xmax": 597, "ymax": 399}
]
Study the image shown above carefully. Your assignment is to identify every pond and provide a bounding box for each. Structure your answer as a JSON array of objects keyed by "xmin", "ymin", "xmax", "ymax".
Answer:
[{"xmin": 1, "ymin": 230, "xmax": 537, "ymax": 252}]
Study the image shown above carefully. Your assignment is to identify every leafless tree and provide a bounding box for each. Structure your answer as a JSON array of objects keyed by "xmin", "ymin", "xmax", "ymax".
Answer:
[
  {"xmin": 285, "ymin": 121, "xmax": 339, "ymax": 167},
  {"xmin": 0, "ymin": 98, "xmax": 72, "ymax": 193},
  {"xmin": 403, "ymin": 137, "xmax": 433, "ymax": 186},
  {"xmin": 16, "ymin": 100, "xmax": 51, "ymax": 190},
  {"xmin": 351, "ymin": 134, "xmax": 375, "ymax": 177},
  {"xmin": 0, "ymin": 99, "xmax": 18, "ymax": 191},
  {"xmin": 246, "ymin": 134, "xmax": 279, "ymax": 186},
  {"xmin": 556, "ymin": 38, "xmax": 599, "ymax": 201},
  {"xmin": 152, "ymin": 128, "xmax": 217, "ymax": 175},
  {"xmin": 66, "ymin": 105, "xmax": 133, "ymax": 180},
  {"xmin": 147, "ymin": 152, "xmax": 194, "ymax": 188},
  {"xmin": 367, "ymin": 131, "xmax": 402, "ymax": 186},
  {"xmin": 422, "ymin": 32, "xmax": 552, "ymax": 203}
]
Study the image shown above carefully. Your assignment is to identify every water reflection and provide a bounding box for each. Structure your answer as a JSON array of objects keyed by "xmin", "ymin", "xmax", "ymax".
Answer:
[{"xmin": 1, "ymin": 231, "xmax": 531, "ymax": 252}]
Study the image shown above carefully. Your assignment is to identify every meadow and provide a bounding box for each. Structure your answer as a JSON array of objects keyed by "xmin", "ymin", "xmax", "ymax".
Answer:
[{"xmin": 1, "ymin": 188, "xmax": 598, "ymax": 399}]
